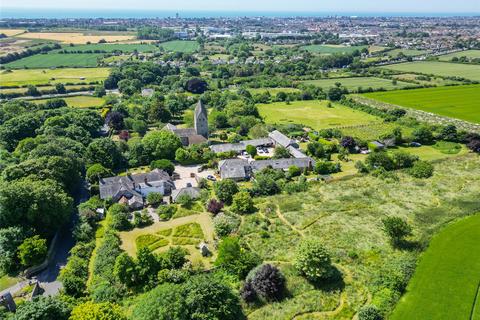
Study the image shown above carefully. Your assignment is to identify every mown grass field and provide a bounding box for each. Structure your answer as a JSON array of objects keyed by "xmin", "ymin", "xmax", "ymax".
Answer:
[
  {"xmin": 300, "ymin": 77, "xmax": 414, "ymax": 91},
  {"xmin": 16, "ymin": 32, "xmax": 135, "ymax": 44},
  {"xmin": 258, "ymin": 100, "xmax": 381, "ymax": 129},
  {"xmin": 363, "ymin": 84, "xmax": 480, "ymax": 124},
  {"xmin": 32, "ymin": 95, "xmax": 105, "ymax": 108},
  {"xmin": 60, "ymin": 43, "xmax": 159, "ymax": 53},
  {"xmin": 438, "ymin": 49, "xmax": 480, "ymax": 61},
  {"xmin": 385, "ymin": 48, "xmax": 429, "ymax": 57},
  {"xmin": 242, "ymin": 154, "xmax": 480, "ymax": 319},
  {"xmin": 158, "ymin": 40, "xmax": 199, "ymax": 53},
  {"xmin": 380, "ymin": 61, "xmax": 480, "ymax": 81},
  {"xmin": 247, "ymin": 87, "xmax": 301, "ymax": 95},
  {"xmin": 0, "ymin": 68, "xmax": 110, "ymax": 87},
  {"xmin": 302, "ymin": 44, "xmax": 367, "ymax": 54},
  {"xmin": 5, "ymin": 53, "xmax": 103, "ymax": 68},
  {"xmin": 0, "ymin": 84, "xmax": 93, "ymax": 94},
  {"xmin": 390, "ymin": 213, "xmax": 480, "ymax": 320}
]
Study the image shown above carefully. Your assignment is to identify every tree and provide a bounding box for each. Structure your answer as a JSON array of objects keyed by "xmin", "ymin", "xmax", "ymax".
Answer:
[
  {"xmin": 213, "ymin": 213, "xmax": 239, "ymax": 237},
  {"xmin": 273, "ymin": 146, "xmax": 291, "ymax": 159},
  {"xmin": 294, "ymin": 239, "xmax": 333, "ymax": 282},
  {"xmin": 142, "ymin": 131, "xmax": 182, "ymax": 161},
  {"xmin": 340, "ymin": 136, "xmax": 356, "ymax": 151},
  {"xmin": 382, "ymin": 216, "xmax": 412, "ymax": 245},
  {"xmin": 207, "ymin": 199, "xmax": 224, "ymax": 215},
  {"xmin": 18, "ymin": 235, "xmax": 47, "ymax": 267},
  {"xmin": 70, "ymin": 301, "xmax": 126, "ymax": 320},
  {"xmin": 158, "ymin": 246, "xmax": 188, "ymax": 269},
  {"xmin": 365, "ymin": 151, "xmax": 395, "ymax": 171},
  {"xmin": 314, "ymin": 161, "xmax": 341, "ymax": 174},
  {"xmin": 412, "ymin": 126, "xmax": 434, "ymax": 144},
  {"xmin": 358, "ymin": 305, "xmax": 383, "ymax": 320},
  {"xmin": 150, "ymin": 159, "xmax": 174, "ymax": 175},
  {"xmin": 215, "ymin": 237, "xmax": 259, "ymax": 279},
  {"xmin": 287, "ymin": 165, "xmax": 301, "ymax": 178},
  {"xmin": 409, "ymin": 161, "xmax": 434, "ymax": 178},
  {"xmin": 146, "ymin": 192, "xmax": 163, "ymax": 206},
  {"xmin": 327, "ymin": 87, "xmax": 343, "ymax": 101},
  {"xmin": 86, "ymin": 163, "xmax": 113, "ymax": 184},
  {"xmin": 27, "ymin": 85, "xmax": 41, "ymax": 97},
  {"xmin": 245, "ymin": 145, "xmax": 257, "ymax": 157},
  {"xmin": 248, "ymin": 264, "xmax": 285, "ymax": 301},
  {"xmin": 86, "ymin": 138, "xmax": 123, "ymax": 169},
  {"xmin": 14, "ymin": 296, "xmax": 71, "ymax": 320},
  {"xmin": 185, "ymin": 78, "xmax": 208, "ymax": 94},
  {"xmin": 106, "ymin": 111, "xmax": 124, "ymax": 131},
  {"xmin": 307, "ymin": 141, "xmax": 325, "ymax": 158},
  {"xmin": 214, "ymin": 179, "xmax": 239, "ymax": 205},
  {"xmin": 130, "ymin": 283, "xmax": 186, "ymax": 320},
  {"xmin": 439, "ymin": 124, "xmax": 457, "ymax": 141},
  {"xmin": 93, "ymin": 85, "xmax": 106, "ymax": 97},
  {"xmin": 231, "ymin": 191, "xmax": 254, "ymax": 214},
  {"xmin": 392, "ymin": 151, "xmax": 418, "ymax": 169},
  {"xmin": 108, "ymin": 204, "xmax": 131, "ymax": 231},
  {"xmin": 55, "ymin": 83, "xmax": 66, "ymax": 94},
  {"xmin": 176, "ymin": 194, "xmax": 193, "ymax": 207},
  {"xmin": 114, "ymin": 253, "xmax": 137, "ymax": 288},
  {"xmin": 0, "ymin": 226, "xmax": 26, "ymax": 273},
  {"xmin": 240, "ymin": 280, "xmax": 257, "ymax": 303}
]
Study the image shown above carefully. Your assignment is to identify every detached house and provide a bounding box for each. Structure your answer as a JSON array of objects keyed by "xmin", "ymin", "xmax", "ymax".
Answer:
[{"xmin": 99, "ymin": 169, "xmax": 175, "ymax": 210}]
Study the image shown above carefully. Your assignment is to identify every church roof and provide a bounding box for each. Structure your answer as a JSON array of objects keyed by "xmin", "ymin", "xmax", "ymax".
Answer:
[{"xmin": 195, "ymin": 100, "xmax": 207, "ymax": 119}]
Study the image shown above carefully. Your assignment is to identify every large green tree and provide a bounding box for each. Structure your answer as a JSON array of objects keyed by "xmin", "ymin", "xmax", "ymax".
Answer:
[{"xmin": 142, "ymin": 131, "xmax": 182, "ymax": 161}]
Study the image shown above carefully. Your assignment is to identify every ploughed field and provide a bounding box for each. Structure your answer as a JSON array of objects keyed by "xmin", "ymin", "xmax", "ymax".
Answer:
[
  {"xmin": 362, "ymin": 84, "xmax": 480, "ymax": 124},
  {"xmin": 391, "ymin": 213, "xmax": 480, "ymax": 320}
]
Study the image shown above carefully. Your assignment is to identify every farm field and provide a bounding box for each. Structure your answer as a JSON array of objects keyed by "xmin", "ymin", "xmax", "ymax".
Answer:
[
  {"xmin": 31, "ymin": 95, "xmax": 105, "ymax": 108},
  {"xmin": 0, "ymin": 84, "xmax": 93, "ymax": 94},
  {"xmin": 391, "ymin": 73, "xmax": 463, "ymax": 86},
  {"xmin": 16, "ymin": 32, "xmax": 136, "ymax": 44},
  {"xmin": 158, "ymin": 40, "xmax": 199, "ymax": 53},
  {"xmin": 300, "ymin": 77, "xmax": 414, "ymax": 91},
  {"xmin": 390, "ymin": 213, "xmax": 480, "ymax": 320},
  {"xmin": 438, "ymin": 49, "xmax": 480, "ymax": 61},
  {"xmin": 302, "ymin": 44, "xmax": 367, "ymax": 54},
  {"xmin": 247, "ymin": 87, "xmax": 301, "ymax": 95},
  {"xmin": 258, "ymin": 100, "xmax": 381, "ymax": 129},
  {"xmin": 0, "ymin": 68, "xmax": 110, "ymax": 87},
  {"xmin": 385, "ymin": 48, "xmax": 429, "ymax": 57},
  {"xmin": 59, "ymin": 43, "xmax": 159, "ymax": 53},
  {"xmin": 0, "ymin": 29, "xmax": 26, "ymax": 37},
  {"xmin": 363, "ymin": 84, "xmax": 480, "ymax": 124},
  {"xmin": 380, "ymin": 61, "xmax": 480, "ymax": 81},
  {"xmin": 242, "ymin": 154, "xmax": 480, "ymax": 319},
  {"xmin": 5, "ymin": 53, "xmax": 103, "ymax": 68}
]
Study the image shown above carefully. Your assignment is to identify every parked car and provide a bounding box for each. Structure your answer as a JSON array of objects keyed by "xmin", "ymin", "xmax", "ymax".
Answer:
[{"xmin": 207, "ymin": 175, "xmax": 216, "ymax": 181}]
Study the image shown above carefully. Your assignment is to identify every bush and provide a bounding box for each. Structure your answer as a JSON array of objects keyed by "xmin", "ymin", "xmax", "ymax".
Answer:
[
  {"xmin": 176, "ymin": 194, "xmax": 193, "ymax": 208},
  {"xmin": 287, "ymin": 165, "xmax": 302, "ymax": 178},
  {"xmin": 365, "ymin": 151, "xmax": 395, "ymax": 171},
  {"xmin": 409, "ymin": 161, "xmax": 434, "ymax": 178},
  {"xmin": 108, "ymin": 204, "xmax": 131, "ymax": 231},
  {"xmin": 294, "ymin": 239, "xmax": 333, "ymax": 282},
  {"xmin": 214, "ymin": 179, "xmax": 239, "ymax": 205},
  {"xmin": 206, "ymin": 199, "xmax": 224, "ymax": 214},
  {"xmin": 412, "ymin": 126, "xmax": 434, "ymax": 144},
  {"xmin": 358, "ymin": 305, "xmax": 383, "ymax": 320},
  {"xmin": 392, "ymin": 151, "xmax": 418, "ymax": 169},
  {"xmin": 150, "ymin": 159, "xmax": 174, "ymax": 175},
  {"xmin": 14, "ymin": 296, "xmax": 71, "ymax": 320},
  {"xmin": 133, "ymin": 211, "xmax": 154, "ymax": 228},
  {"xmin": 215, "ymin": 237, "xmax": 260, "ymax": 279},
  {"xmin": 314, "ymin": 161, "xmax": 341, "ymax": 174},
  {"xmin": 70, "ymin": 301, "xmax": 126, "ymax": 320},
  {"xmin": 382, "ymin": 216, "xmax": 412, "ymax": 246},
  {"xmin": 248, "ymin": 264, "xmax": 285, "ymax": 301},
  {"xmin": 18, "ymin": 235, "xmax": 47, "ymax": 267},
  {"xmin": 214, "ymin": 213, "xmax": 240, "ymax": 237},
  {"xmin": 157, "ymin": 205, "xmax": 177, "ymax": 220},
  {"xmin": 245, "ymin": 144, "xmax": 257, "ymax": 157},
  {"xmin": 231, "ymin": 191, "xmax": 255, "ymax": 214},
  {"xmin": 147, "ymin": 192, "xmax": 163, "ymax": 206}
]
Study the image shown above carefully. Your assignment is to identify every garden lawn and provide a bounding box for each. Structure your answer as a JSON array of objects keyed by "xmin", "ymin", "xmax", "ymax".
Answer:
[
  {"xmin": 5, "ymin": 53, "xmax": 103, "ymax": 68},
  {"xmin": 438, "ymin": 49, "xmax": 480, "ymax": 61},
  {"xmin": 363, "ymin": 84, "xmax": 480, "ymax": 124},
  {"xmin": 380, "ymin": 61, "xmax": 480, "ymax": 81},
  {"xmin": 32, "ymin": 95, "xmax": 105, "ymax": 108},
  {"xmin": 390, "ymin": 213, "xmax": 480, "ymax": 320},
  {"xmin": 300, "ymin": 77, "xmax": 414, "ymax": 91},
  {"xmin": 302, "ymin": 44, "xmax": 367, "ymax": 54},
  {"xmin": 158, "ymin": 40, "xmax": 199, "ymax": 53},
  {"xmin": 0, "ymin": 68, "xmax": 110, "ymax": 87},
  {"xmin": 257, "ymin": 100, "xmax": 381, "ymax": 129}
]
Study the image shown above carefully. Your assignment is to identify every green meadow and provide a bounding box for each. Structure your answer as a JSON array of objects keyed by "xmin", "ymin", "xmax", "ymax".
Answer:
[
  {"xmin": 301, "ymin": 77, "xmax": 415, "ymax": 91},
  {"xmin": 381, "ymin": 61, "xmax": 480, "ymax": 81},
  {"xmin": 363, "ymin": 84, "xmax": 480, "ymax": 124},
  {"xmin": 438, "ymin": 49, "xmax": 480, "ymax": 61},
  {"xmin": 0, "ymin": 68, "xmax": 110, "ymax": 87},
  {"xmin": 302, "ymin": 44, "xmax": 367, "ymax": 54},
  {"xmin": 5, "ymin": 53, "xmax": 103, "ymax": 68},
  {"xmin": 59, "ymin": 43, "xmax": 160, "ymax": 53},
  {"xmin": 158, "ymin": 40, "xmax": 199, "ymax": 53},
  {"xmin": 32, "ymin": 95, "xmax": 105, "ymax": 108}
]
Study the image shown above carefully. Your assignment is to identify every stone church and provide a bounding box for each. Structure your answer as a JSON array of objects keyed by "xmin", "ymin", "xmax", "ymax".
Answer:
[{"xmin": 164, "ymin": 100, "xmax": 209, "ymax": 146}]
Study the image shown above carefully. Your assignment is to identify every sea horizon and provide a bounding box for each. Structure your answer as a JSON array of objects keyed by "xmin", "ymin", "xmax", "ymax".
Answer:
[{"xmin": 1, "ymin": 8, "xmax": 479, "ymax": 19}]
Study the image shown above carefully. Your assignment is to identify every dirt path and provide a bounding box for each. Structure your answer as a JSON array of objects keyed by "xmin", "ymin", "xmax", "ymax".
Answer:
[{"xmin": 276, "ymin": 206, "xmax": 305, "ymax": 238}]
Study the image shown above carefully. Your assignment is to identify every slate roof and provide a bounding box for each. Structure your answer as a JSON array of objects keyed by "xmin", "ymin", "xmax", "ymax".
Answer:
[
  {"xmin": 251, "ymin": 158, "xmax": 314, "ymax": 171},
  {"xmin": 210, "ymin": 138, "xmax": 273, "ymax": 153},
  {"xmin": 195, "ymin": 100, "xmax": 208, "ymax": 119},
  {"xmin": 269, "ymin": 130, "xmax": 295, "ymax": 148},
  {"xmin": 171, "ymin": 187, "xmax": 202, "ymax": 202},
  {"xmin": 218, "ymin": 159, "xmax": 251, "ymax": 180},
  {"xmin": 287, "ymin": 146, "xmax": 308, "ymax": 158}
]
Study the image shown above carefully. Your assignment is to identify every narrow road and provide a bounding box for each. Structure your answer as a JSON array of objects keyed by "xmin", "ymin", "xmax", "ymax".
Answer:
[{"xmin": 35, "ymin": 180, "xmax": 89, "ymax": 296}]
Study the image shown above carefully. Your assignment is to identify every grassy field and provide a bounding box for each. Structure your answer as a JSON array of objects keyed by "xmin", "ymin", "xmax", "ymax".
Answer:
[
  {"xmin": 32, "ymin": 95, "xmax": 105, "ymax": 108},
  {"xmin": 158, "ymin": 40, "xmax": 199, "ymax": 53},
  {"xmin": 380, "ymin": 61, "xmax": 480, "ymax": 81},
  {"xmin": 300, "ymin": 77, "xmax": 414, "ymax": 91},
  {"xmin": 0, "ymin": 29, "xmax": 26, "ymax": 37},
  {"xmin": 438, "ymin": 49, "xmax": 480, "ymax": 61},
  {"xmin": 0, "ymin": 84, "xmax": 93, "ymax": 94},
  {"xmin": 390, "ymin": 214, "xmax": 480, "ymax": 320},
  {"xmin": 60, "ymin": 43, "xmax": 159, "ymax": 53},
  {"xmin": 16, "ymin": 32, "xmax": 135, "ymax": 44},
  {"xmin": 247, "ymin": 87, "xmax": 301, "ymax": 95},
  {"xmin": 385, "ymin": 48, "xmax": 429, "ymax": 57},
  {"xmin": 258, "ymin": 100, "xmax": 381, "ymax": 129},
  {"xmin": 5, "ymin": 53, "xmax": 103, "ymax": 68},
  {"xmin": 302, "ymin": 44, "xmax": 367, "ymax": 54},
  {"xmin": 242, "ymin": 154, "xmax": 480, "ymax": 319},
  {"xmin": 363, "ymin": 84, "xmax": 480, "ymax": 124},
  {"xmin": 0, "ymin": 68, "xmax": 110, "ymax": 87}
]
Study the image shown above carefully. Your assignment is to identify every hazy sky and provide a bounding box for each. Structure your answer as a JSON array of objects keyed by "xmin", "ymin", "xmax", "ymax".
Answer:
[{"xmin": 2, "ymin": 0, "xmax": 480, "ymax": 13}]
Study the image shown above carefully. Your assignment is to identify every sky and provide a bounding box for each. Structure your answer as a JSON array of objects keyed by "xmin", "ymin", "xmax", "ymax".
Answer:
[{"xmin": 2, "ymin": 0, "xmax": 480, "ymax": 13}]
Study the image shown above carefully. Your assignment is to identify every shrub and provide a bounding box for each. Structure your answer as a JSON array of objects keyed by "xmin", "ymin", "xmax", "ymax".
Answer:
[
  {"xmin": 246, "ymin": 144, "xmax": 257, "ymax": 157},
  {"xmin": 133, "ymin": 211, "xmax": 154, "ymax": 228},
  {"xmin": 213, "ymin": 213, "xmax": 240, "ymax": 237},
  {"xmin": 382, "ymin": 216, "xmax": 412, "ymax": 246},
  {"xmin": 248, "ymin": 264, "xmax": 285, "ymax": 301},
  {"xmin": 14, "ymin": 296, "xmax": 71, "ymax": 320},
  {"xmin": 150, "ymin": 159, "xmax": 175, "ymax": 175},
  {"xmin": 108, "ymin": 204, "xmax": 131, "ymax": 231},
  {"xmin": 70, "ymin": 301, "xmax": 126, "ymax": 320},
  {"xmin": 176, "ymin": 194, "xmax": 193, "ymax": 208},
  {"xmin": 240, "ymin": 280, "xmax": 257, "ymax": 303},
  {"xmin": 206, "ymin": 199, "xmax": 224, "ymax": 214},
  {"xmin": 314, "ymin": 161, "xmax": 341, "ymax": 174},
  {"xmin": 412, "ymin": 126, "xmax": 434, "ymax": 144},
  {"xmin": 215, "ymin": 237, "xmax": 260, "ymax": 279},
  {"xmin": 18, "ymin": 235, "xmax": 47, "ymax": 267},
  {"xmin": 392, "ymin": 151, "xmax": 418, "ymax": 169},
  {"xmin": 409, "ymin": 161, "xmax": 434, "ymax": 178},
  {"xmin": 294, "ymin": 239, "xmax": 333, "ymax": 282},
  {"xmin": 231, "ymin": 191, "xmax": 255, "ymax": 214},
  {"xmin": 147, "ymin": 192, "xmax": 163, "ymax": 206},
  {"xmin": 157, "ymin": 205, "xmax": 177, "ymax": 220},
  {"xmin": 214, "ymin": 179, "xmax": 239, "ymax": 205},
  {"xmin": 358, "ymin": 305, "xmax": 383, "ymax": 320},
  {"xmin": 365, "ymin": 151, "xmax": 395, "ymax": 171},
  {"xmin": 287, "ymin": 165, "xmax": 302, "ymax": 178}
]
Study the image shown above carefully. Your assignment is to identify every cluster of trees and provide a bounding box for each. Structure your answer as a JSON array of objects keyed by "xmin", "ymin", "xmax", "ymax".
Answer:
[{"xmin": 137, "ymin": 27, "xmax": 175, "ymax": 41}]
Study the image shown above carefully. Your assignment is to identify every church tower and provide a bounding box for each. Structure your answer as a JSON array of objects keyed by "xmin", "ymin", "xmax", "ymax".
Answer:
[{"xmin": 194, "ymin": 100, "xmax": 208, "ymax": 139}]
